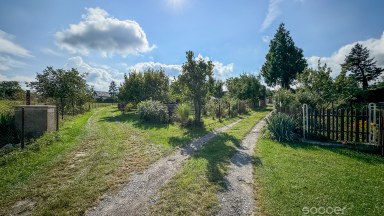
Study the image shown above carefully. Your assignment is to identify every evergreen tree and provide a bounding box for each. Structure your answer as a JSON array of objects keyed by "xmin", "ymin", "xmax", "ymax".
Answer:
[
  {"xmin": 261, "ymin": 23, "xmax": 307, "ymax": 89},
  {"xmin": 342, "ymin": 43, "xmax": 384, "ymax": 89},
  {"xmin": 108, "ymin": 81, "xmax": 118, "ymax": 103}
]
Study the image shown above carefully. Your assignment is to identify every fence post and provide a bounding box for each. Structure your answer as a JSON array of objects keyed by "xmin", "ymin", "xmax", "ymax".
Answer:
[
  {"xmin": 368, "ymin": 103, "xmax": 377, "ymax": 144},
  {"xmin": 56, "ymin": 106, "xmax": 59, "ymax": 131},
  {"xmin": 21, "ymin": 107, "xmax": 25, "ymax": 149},
  {"xmin": 327, "ymin": 109, "xmax": 330, "ymax": 140},
  {"xmin": 302, "ymin": 104, "xmax": 308, "ymax": 139}
]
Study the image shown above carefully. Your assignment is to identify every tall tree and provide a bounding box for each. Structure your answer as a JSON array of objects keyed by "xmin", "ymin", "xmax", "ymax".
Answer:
[
  {"xmin": 180, "ymin": 51, "xmax": 214, "ymax": 124},
  {"xmin": 342, "ymin": 43, "xmax": 384, "ymax": 89},
  {"xmin": 226, "ymin": 74, "xmax": 262, "ymax": 108},
  {"xmin": 0, "ymin": 81, "xmax": 24, "ymax": 100},
  {"xmin": 261, "ymin": 23, "xmax": 307, "ymax": 89},
  {"xmin": 118, "ymin": 68, "xmax": 169, "ymax": 104},
  {"xmin": 297, "ymin": 60, "xmax": 335, "ymax": 109},
  {"xmin": 28, "ymin": 67, "xmax": 90, "ymax": 119},
  {"xmin": 108, "ymin": 81, "xmax": 118, "ymax": 103}
]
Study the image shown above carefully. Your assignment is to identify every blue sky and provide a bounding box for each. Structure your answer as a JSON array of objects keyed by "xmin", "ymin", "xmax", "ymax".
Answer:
[{"xmin": 0, "ymin": 0, "xmax": 383, "ymax": 91}]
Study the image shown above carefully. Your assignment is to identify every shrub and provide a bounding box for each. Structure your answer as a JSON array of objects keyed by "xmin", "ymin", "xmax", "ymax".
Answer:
[
  {"xmin": 137, "ymin": 100, "xmax": 169, "ymax": 123},
  {"xmin": 176, "ymin": 103, "xmax": 190, "ymax": 126},
  {"xmin": 0, "ymin": 113, "xmax": 18, "ymax": 147},
  {"xmin": 125, "ymin": 102, "xmax": 134, "ymax": 112},
  {"xmin": 266, "ymin": 112, "xmax": 298, "ymax": 142}
]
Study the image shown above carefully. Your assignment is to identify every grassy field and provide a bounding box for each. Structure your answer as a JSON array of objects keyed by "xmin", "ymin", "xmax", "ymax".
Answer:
[
  {"xmin": 0, "ymin": 106, "xmax": 246, "ymax": 215},
  {"xmin": 149, "ymin": 108, "xmax": 271, "ymax": 215},
  {"xmin": 254, "ymin": 138, "xmax": 384, "ymax": 216}
]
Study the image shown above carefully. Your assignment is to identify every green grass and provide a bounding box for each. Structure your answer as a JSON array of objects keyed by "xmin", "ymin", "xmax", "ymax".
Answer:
[
  {"xmin": 254, "ymin": 138, "xmax": 384, "ymax": 216},
  {"xmin": 0, "ymin": 106, "xmax": 245, "ymax": 215},
  {"xmin": 149, "ymin": 109, "xmax": 271, "ymax": 215}
]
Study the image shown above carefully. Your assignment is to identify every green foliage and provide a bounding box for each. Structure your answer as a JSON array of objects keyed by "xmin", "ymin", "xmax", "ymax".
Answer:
[
  {"xmin": 212, "ymin": 79, "xmax": 225, "ymax": 99},
  {"xmin": 175, "ymin": 103, "xmax": 190, "ymax": 126},
  {"xmin": 297, "ymin": 60, "xmax": 335, "ymax": 109},
  {"xmin": 137, "ymin": 100, "xmax": 169, "ymax": 123},
  {"xmin": 179, "ymin": 51, "xmax": 214, "ymax": 124},
  {"xmin": 124, "ymin": 102, "xmax": 134, "ymax": 112},
  {"xmin": 0, "ymin": 113, "xmax": 18, "ymax": 147},
  {"xmin": 169, "ymin": 77, "xmax": 188, "ymax": 103},
  {"xmin": 266, "ymin": 112, "xmax": 297, "ymax": 142},
  {"xmin": 261, "ymin": 23, "xmax": 307, "ymax": 89},
  {"xmin": 226, "ymin": 74, "xmax": 264, "ymax": 108},
  {"xmin": 108, "ymin": 81, "xmax": 118, "ymax": 102},
  {"xmin": 273, "ymin": 89, "xmax": 298, "ymax": 109},
  {"xmin": 342, "ymin": 43, "xmax": 384, "ymax": 89},
  {"xmin": 0, "ymin": 81, "xmax": 24, "ymax": 100},
  {"xmin": 28, "ymin": 67, "xmax": 92, "ymax": 119},
  {"xmin": 118, "ymin": 68, "xmax": 169, "ymax": 104}
]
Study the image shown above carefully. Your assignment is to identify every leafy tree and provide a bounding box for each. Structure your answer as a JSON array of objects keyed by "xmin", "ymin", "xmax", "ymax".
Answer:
[
  {"xmin": 108, "ymin": 81, "xmax": 118, "ymax": 103},
  {"xmin": 180, "ymin": 51, "xmax": 214, "ymax": 124},
  {"xmin": 143, "ymin": 68, "xmax": 169, "ymax": 101},
  {"xmin": 226, "ymin": 74, "xmax": 262, "ymax": 108},
  {"xmin": 212, "ymin": 79, "xmax": 225, "ymax": 99},
  {"xmin": 118, "ymin": 72, "xmax": 144, "ymax": 104},
  {"xmin": 169, "ymin": 77, "xmax": 188, "ymax": 103},
  {"xmin": 261, "ymin": 23, "xmax": 307, "ymax": 89},
  {"xmin": 0, "ymin": 81, "xmax": 24, "ymax": 100},
  {"xmin": 118, "ymin": 68, "xmax": 169, "ymax": 104},
  {"xmin": 342, "ymin": 43, "xmax": 384, "ymax": 89},
  {"xmin": 297, "ymin": 60, "xmax": 335, "ymax": 109},
  {"xmin": 334, "ymin": 68, "xmax": 361, "ymax": 107},
  {"xmin": 28, "ymin": 67, "xmax": 90, "ymax": 119}
]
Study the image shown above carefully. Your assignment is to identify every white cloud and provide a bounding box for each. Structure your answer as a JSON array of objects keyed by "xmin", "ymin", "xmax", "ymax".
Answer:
[
  {"xmin": 0, "ymin": 30, "xmax": 31, "ymax": 72},
  {"xmin": 261, "ymin": 0, "xmax": 282, "ymax": 32},
  {"xmin": 127, "ymin": 61, "xmax": 182, "ymax": 77},
  {"xmin": 41, "ymin": 48, "xmax": 62, "ymax": 56},
  {"xmin": 262, "ymin": 35, "xmax": 271, "ymax": 43},
  {"xmin": 0, "ymin": 30, "xmax": 32, "ymax": 57},
  {"xmin": 56, "ymin": 7, "xmax": 155, "ymax": 57},
  {"xmin": 196, "ymin": 54, "xmax": 234, "ymax": 80},
  {"xmin": 65, "ymin": 56, "xmax": 124, "ymax": 91},
  {"xmin": 307, "ymin": 32, "xmax": 384, "ymax": 78},
  {"xmin": 0, "ymin": 56, "xmax": 25, "ymax": 71}
]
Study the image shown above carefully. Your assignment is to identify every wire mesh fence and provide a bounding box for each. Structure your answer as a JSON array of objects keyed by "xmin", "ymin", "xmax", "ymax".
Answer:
[{"xmin": 0, "ymin": 99, "xmax": 111, "ymax": 149}]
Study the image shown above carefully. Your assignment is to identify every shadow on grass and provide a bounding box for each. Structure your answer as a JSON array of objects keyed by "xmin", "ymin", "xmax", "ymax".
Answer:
[
  {"xmin": 276, "ymin": 140, "xmax": 384, "ymax": 164},
  {"xmin": 191, "ymin": 133, "xmax": 242, "ymax": 191},
  {"xmin": 99, "ymin": 111, "xmax": 170, "ymax": 130}
]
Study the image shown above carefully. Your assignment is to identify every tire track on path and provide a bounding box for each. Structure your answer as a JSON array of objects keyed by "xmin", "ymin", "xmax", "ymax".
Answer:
[
  {"xmin": 216, "ymin": 116, "xmax": 268, "ymax": 216},
  {"xmin": 86, "ymin": 118, "xmax": 244, "ymax": 216}
]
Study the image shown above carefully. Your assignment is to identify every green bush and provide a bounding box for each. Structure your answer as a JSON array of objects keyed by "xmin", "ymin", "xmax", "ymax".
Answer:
[
  {"xmin": 175, "ymin": 103, "xmax": 190, "ymax": 126},
  {"xmin": 125, "ymin": 102, "xmax": 134, "ymax": 112},
  {"xmin": 137, "ymin": 100, "xmax": 169, "ymax": 123},
  {"xmin": 0, "ymin": 113, "xmax": 18, "ymax": 147},
  {"xmin": 266, "ymin": 112, "xmax": 298, "ymax": 142}
]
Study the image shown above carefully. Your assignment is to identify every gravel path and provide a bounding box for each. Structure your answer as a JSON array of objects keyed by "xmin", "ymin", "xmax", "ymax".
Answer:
[
  {"xmin": 86, "ymin": 119, "xmax": 243, "ymax": 216},
  {"xmin": 216, "ymin": 117, "xmax": 267, "ymax": 216}
]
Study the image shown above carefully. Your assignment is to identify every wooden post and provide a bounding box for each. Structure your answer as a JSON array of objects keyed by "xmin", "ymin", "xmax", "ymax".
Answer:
[
  {"xmin": 350, "ymin": 108, "xmax": 354, "ymax": 142},
  {"xmin": 336, "ymin": 109, "xmax": 339, "ymax": 140},
  {"xmin": 340, "ymin": 109, "xmax": 345, "ymax": 141},
  {"xmin": 21, "ymin": 107, "xmax": 25, "ymax": 149},
  {"xmin": 56, "ymin": 106, "xmax": 59, "ymax": 131},
  {"xmin": 327, "ymin": 109, "xmax": 330, "ymax": 140},
  {"xmin": 355, "ymin": 109, "xmax": 359, "ymax": 142},
  {"xmin": 26, "ymin": 90, "xmax": 31, "ymax": 105}
]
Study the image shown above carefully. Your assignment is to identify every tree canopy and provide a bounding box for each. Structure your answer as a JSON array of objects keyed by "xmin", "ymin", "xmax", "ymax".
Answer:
[
  {"xmin": 118, "ymin": 68, "xmax": 169, "ymax": 104},
  {"xmin": 342, "ymin": 43, "xmax": 384, "ymax": 89},
  {"xmin": 28, "ymin": 67, "xmax": 91, "ymax": 119},
  {"xmin": 261, "ymin": 23, "xmax": 307, "ymax": 89},
  {"xmin": 179, "ymin": 51, "xmax": 214, "ymax": 124},
  {"xmin": 0, "ymin": 81, "xmax": 24, "ymax": 100},
  {"xmin": 226, "ymin": 74, "xmax": 263, "ymax": 107}
]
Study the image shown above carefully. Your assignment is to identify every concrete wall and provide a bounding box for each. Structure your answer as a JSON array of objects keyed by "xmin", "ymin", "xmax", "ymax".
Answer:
[{"xmin": 15, "ymin": 105, "xmax": 57, "ymax": 139}]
